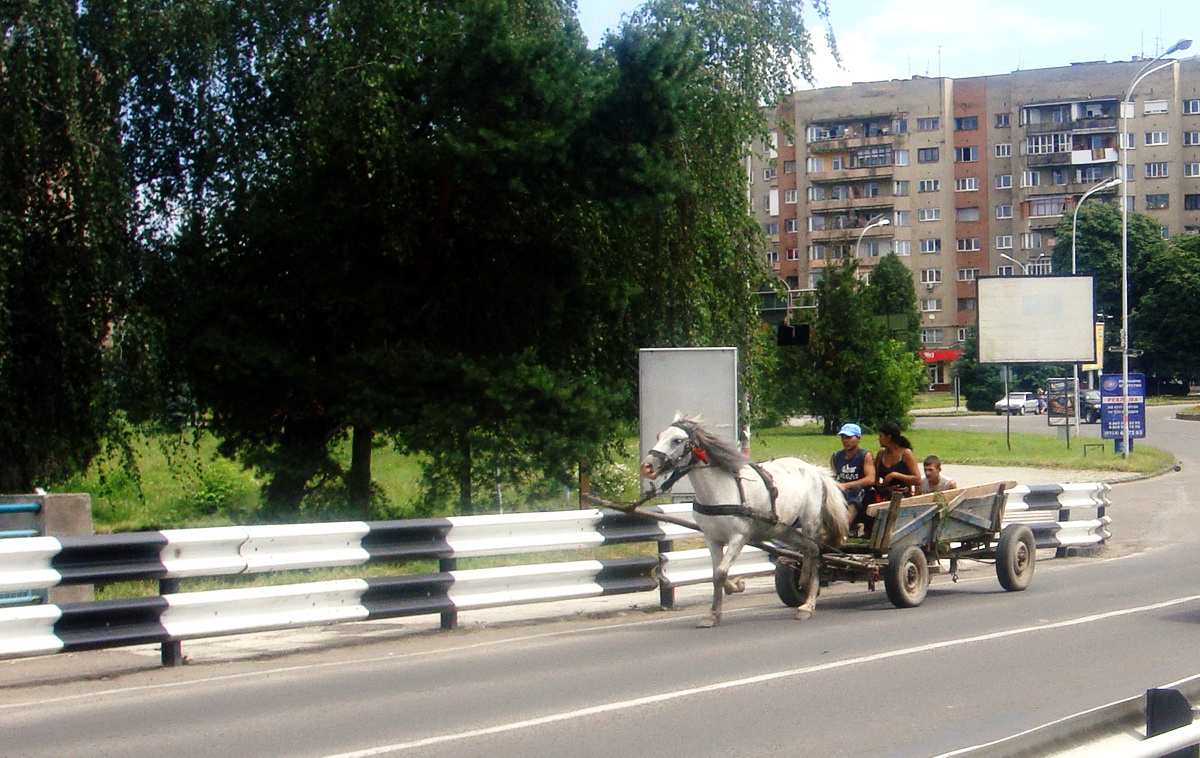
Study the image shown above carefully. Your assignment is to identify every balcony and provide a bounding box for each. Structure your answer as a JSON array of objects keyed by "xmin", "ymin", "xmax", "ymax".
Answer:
[
  {"xmin": 807, "ymin": 133, "xmax": 895, "ymax": 154},
  {"xmin": 1071, "ymin": 147, "xmax": 1118, "ymax": 164},
  {"xmin": 808, "ymin": 165, "xmax": 895, "ymax": 183},
  {"xmin": 808, "ymin": 223, "xmax": 893, "ymax": 242},
  {"xmin": 808, "ymin": 196, "xmax": 894, "ymax": 213},
  {"xmin": 1025, "ymin": 117, "xmax": 1117, "ymax": 135},
  {"xmin": 1027, "ymin": 152, "xmax": 1070, "ymax": 167}
]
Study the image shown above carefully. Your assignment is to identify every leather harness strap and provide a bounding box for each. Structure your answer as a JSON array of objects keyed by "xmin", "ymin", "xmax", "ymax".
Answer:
[{"xmin": 692, "ymin": 461, "xmax": 781, "ymax": 526}]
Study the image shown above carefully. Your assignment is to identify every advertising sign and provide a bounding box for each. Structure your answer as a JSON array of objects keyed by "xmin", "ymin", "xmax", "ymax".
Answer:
[
  {"xmin": 1046, "ymin": 377, "xmax": 1075, "ymax": 426},
  {"xmin": 1100, "ymin": 373, "xmax": 1146, "ymax": 441}
]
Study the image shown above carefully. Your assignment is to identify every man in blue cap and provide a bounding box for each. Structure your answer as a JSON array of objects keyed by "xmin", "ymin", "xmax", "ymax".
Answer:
[{"xmin": 831, "ymin": 422, "xmax": 876, "ymax": 534}]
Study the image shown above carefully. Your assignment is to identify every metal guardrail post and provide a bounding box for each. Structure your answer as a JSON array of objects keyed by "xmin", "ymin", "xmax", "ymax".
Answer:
[
  {"xmin": 1147, "ymin": 688, "xmax": 1198, "ymax": 758},
  {"xmin": 439, "ymin": 558, "xmax": 457, "ymax": 630},
  {"xmin": 657, "ymin": 540, "xmax": 675, "ymax": 609},
  {"xmin": 159, "ymin": 578, "xmax": 184, "ymax": 667}
]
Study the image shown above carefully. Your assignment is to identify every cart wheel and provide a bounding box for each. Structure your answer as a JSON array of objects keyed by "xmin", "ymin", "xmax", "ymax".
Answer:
[
  {"xmin": 996, "ymin": 524, "xmax": 1036, "ymax": 591},
  {"xmin": 884, "ymin": 545, "xmax": 929, "ymax": 608},
  {"xmin": 774, "ymin": 560, "xmax": 811, "ymax": 607}
]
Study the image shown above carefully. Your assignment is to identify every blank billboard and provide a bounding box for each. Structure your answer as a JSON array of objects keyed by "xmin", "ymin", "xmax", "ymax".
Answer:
[{"xmin": 977, "ymin": 276, "xmax": 1095, "ymax": 364}]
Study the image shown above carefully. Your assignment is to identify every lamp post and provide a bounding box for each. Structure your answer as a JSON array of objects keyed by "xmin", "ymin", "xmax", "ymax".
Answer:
[
  {"xmin": 1071, "ymin": 176, "xmax": 1122, "ymax": 433},
  {"xmin": 855, "ymin": 214, "xmax": 891, "ymax": 258},
  {"xmin": 1120, "ymin": 36, "xmax": 1192, "ymax": 458},
  {"xmin": 999, "ymin": 253, "xmax": 1028, "ymax": 274}
]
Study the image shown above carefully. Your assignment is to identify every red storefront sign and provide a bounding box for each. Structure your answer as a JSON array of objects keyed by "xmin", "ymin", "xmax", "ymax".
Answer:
[{"xmin": 920, "ymin": 349, "xmax": 963, "ymax": 363}]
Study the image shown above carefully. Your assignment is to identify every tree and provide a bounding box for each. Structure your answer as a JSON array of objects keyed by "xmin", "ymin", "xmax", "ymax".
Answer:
[
  {"xmin": 1131, "ymin": 235, "xmax": 1200, "ymax": 385},
  {"xmin": 0, "ymin": 0, "xmax": 132, "ymax": 491},
  {"xmin": 951, "ymin": 327, "xmax": 1003, "ymax": 412},
  {"xmin": 789, "ymin": 261, "xmax": 922, "ymax": 433},
  {"xmin": 1050, "ymin": 201, "xmax": 1168, "ymax": 374},
  {"xmin": 866, "ymin": 253, "xmax": 921, "ymax": 357}
]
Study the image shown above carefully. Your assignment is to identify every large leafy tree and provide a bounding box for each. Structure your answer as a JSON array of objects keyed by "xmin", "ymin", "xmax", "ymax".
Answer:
[
  {"xmin": 1131, "ymin": 235, "xmax": 1200, "ymax": 384},
  {"xmin": 121, "ymin": 0, "xmax": 827, "ymax": 515},
  {"xmin": 1050, "ymin": 200, "xmax": 1168, "ymax": 374},
  {"xmin": 0, "ymin": 0, "xmax": 132, "ymax": 491},
  {"xmin": 788, "ymin": 261, "xmax": 922, "ymax": 433},
  {"xmin": 866, "ymin": 253, "xmax": 921, "ymax": 357}
]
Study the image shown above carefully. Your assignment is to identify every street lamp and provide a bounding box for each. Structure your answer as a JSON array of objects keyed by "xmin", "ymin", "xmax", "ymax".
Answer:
[
  {"xmin": 1119, "ymin": 36, "xmax": 1192, "ymax": 458},
  {"xmin": 855, "ymin": 214, "xmax": 890, "ymax": 258},
  {"xmin": 1070, "ymin": 176, "xmax": 1122, "ymax": 433},
  {"xmin": 999, "ymin": 253, "xmax": 1028, "ymax": 274}
]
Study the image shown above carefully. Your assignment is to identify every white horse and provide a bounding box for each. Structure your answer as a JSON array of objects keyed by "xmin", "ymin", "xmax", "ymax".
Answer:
[{"xmin": 641, "ymin": 415, "xmax": 849, "ymax": 627}]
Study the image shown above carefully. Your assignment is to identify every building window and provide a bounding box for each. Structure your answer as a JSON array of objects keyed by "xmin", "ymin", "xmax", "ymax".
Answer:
[
  {"xmin": 1051, "ymin": 169, "xmax": 1068, "ymax": 185},
  {"xmin": 894, "ymin": 149, "xmax": 910, "ymax": 166},
  {"xmin": 858, "ymin": 241, "xmax": 881, "ymax": 257},
  {"xmin": 998, "ymin": 265, "xmax": 1014, "ymax": 276},
  {"xmin": 1186, "ymin": 131, "xmax": 1200, "ymax": 146},
  {"xmin": 853, "ymin": 145, "xmax": 892, "ymax": 167},
  {"xmin": 806, "ymin": 156, "xmax": 824, "ymax": 172},
  {"xmin": 766, "ymin": 222, "xmax": 778, "ymax": 235},
  {"xmin": 893, "ymin": 210, "xmax": 910, "ymax": 226},
  {"xmin": 919, "ymin": 238, "xmax": 942, "ymax": 253},
  {"xmin": 1021, "ymin": 231, "xmax": 1043, "ymax": 249},
  {"xmin": 954, "ymin": 146, "xmax": 979, "ymax": 162},
  {"xmin": 996, "ymin": 174, "xmax": 1013, "ymax": 189},
  {"xmin": 1026, "ymin": 133, "xmax": 1068, "ymax": 154},
  {"xmin": 920, "ymin": 268, "xmax": 942, "ymax": 284},
  {"xmin": 954, "ymin": 116, "xmax": 978, "ymax": 131},
  {"xmin": 1078, "ymin": 166, "xmax": 1106, "ymax": 183},
  {"xmin": 1146, "ymin": 162, "xmax": 1169, "ymax": 179},
  {"xmin": 1185, "ymin": 194, "xmax": 1200, "ymax": 210},
  {"xmin": 918, "ymin": 179, "xmax": 940, "ymax": 193},
  {"xmin": 917, "ymin": 117, "xmax": 940, "ymax": 131},
  {"xmin": 956, "ymin": 206, "xmax": 980, "ymax": 222},
  {"xmin": 766, "ymin": 250, "xmax": 779, "ymax": 264},
  {"xmin": 784, "ymin": 189, "xmax": 797, "ymax": 204},
  {"xmin": 957, "ymin": 298, "xmax": 977, "ymax": 312},
  {"xmin": 995, "ymin": 113, "xmax": 1011, "ymax": 128},
  {"xmin": 958, "ymin": 327, "xmax": 969, "ymax": 342},
  {"xmin": 785, "ymin": 247, "xmax": 800, "ymax": 260},
  {"xmin": 1185, "ymin": 100, "xmax": 1200, "ymax": 115},
  {"xmin": 995, "ymin": 143, "xmax": 1012, "ymax": 158},
  {"xmin": 893, "ymin": 180, "xmax": 910, "ymax": 196},
  {"xmin": 996, "ymin": 204, "xmax": 1013, "ymax": 219},
  {"xmin": 957, "ymin": 267, "xmax": 980, "ymax": 281},
  {"xmin": 807, "ymin": 216, "xmax": 824, "ymax": 231},
  {"xmin": 955, "ymin": 177, "xmax": 979, "ymax": 192},
  {"xmin": 1146, "ymin": 194, "xmax": 1170, "ymax": 210},
  {"xmin": 1145, "ymin": 131, "xmax": 1169, "ymax": 146},
  {"xmin": 808, "ymin": 245, "xmax": 826, "ymax": 260},
  {"xmin": 763, "ymin": 167, "xmax": 777, "ymax": 180},
  {"xmin": 921, "ymin": 328, "xmax": 944, "ymax": 344},
  {"xmin": 921, "ymin": 297, "xmax": 942, "ymax": 312},
  {"xmin": 1144, "ymin": 99, "xmax": 1168, "ymax": 115},
  {"xmin": 917, "ymin": 147, "xmax": 940, "ymax": 163},
  {"xmin": 1187, "ymin": 163, "xmax": 1200, "ymax": 178},
  {"xmin": 892, "ymin": 240, "xmax": 911, "ymax": 256},
  {"xmin": 831, "ymin": 156, "xmax": 845, "ymax": 170},
  {"xmin": 893, "ymin": 118, "xmax": 908, "ymax": 133},
  {"xmin": 783, "ymin": 160, "xmax": 796, "ymax": 173},
  {"xmin": 785, "ymin": 218, "xmax": 799, "ymax": 232},
  {"xmin": 956, "ymin": 237, "xmax": 981, "ymax": 251},
  {"xmin": 1162, "ymin": 226, "xmax": 1170, "ymax": 239},
  {"xmin": 1022, "ymin": 170, "xmax": 1041, "ymax": 187},
  {"xmin": 996, "ymin": 235, "xmax": 1013, "ymax": 249},
  {"xmin": 1028, "ymin": 197, "xmax": 1067, "ymax": 217},
  {"xmin": 918, "ymin": 208, "xmax": 941, "ymax": 221},
  {"xmin": 1029, "ymin": 258, "xmax": 1053, "ymax": 275}
]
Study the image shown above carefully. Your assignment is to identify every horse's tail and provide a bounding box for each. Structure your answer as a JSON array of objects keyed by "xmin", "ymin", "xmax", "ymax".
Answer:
[{"xmin": 820, "ymin": 476, "xmax": 849, "ymax": 548}]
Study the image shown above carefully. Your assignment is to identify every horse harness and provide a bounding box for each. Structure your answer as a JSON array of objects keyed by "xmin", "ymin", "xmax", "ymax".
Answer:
[{"xmin": 691, "ymin": 462, "xmax": 781, "ymax": 525}]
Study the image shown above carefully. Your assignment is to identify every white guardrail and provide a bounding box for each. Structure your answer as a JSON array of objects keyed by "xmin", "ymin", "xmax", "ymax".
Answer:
[{"xmin": 0, "ymin": 483, "xmax": 1111, "ymax": 665}]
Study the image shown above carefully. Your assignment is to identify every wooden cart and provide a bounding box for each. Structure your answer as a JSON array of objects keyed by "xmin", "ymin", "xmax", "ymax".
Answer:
[{"xmin": 774, "ymin": 481, "xmax": 1036, "ymax": 609}]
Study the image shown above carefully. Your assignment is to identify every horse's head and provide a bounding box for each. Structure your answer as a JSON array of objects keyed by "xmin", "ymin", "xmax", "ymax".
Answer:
[{"xmin": 640, "ymin": 421, "xmax": 701, "ymax": 480}]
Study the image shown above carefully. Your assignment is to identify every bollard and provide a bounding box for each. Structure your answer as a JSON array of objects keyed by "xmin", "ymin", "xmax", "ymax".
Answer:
[{"xmin": 657, "ymin": 539, "xmax": 675, "ymax": 609}]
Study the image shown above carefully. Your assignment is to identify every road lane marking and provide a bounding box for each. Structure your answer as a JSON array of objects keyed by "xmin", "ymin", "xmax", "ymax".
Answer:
[{"xmin": 317, "ymin": 592, "xmax": 1200, "ymax": 757}]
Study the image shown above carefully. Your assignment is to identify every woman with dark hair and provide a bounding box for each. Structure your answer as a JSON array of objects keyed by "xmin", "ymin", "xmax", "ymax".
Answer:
[{"xmin": 873, "ymin": 421, "xmax": 921, "ymax": 498}]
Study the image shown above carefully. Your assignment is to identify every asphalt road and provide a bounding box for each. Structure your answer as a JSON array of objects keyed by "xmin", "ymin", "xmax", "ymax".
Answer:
[{"xmin": 0, "ymin": 405, "xmax": 1195, "ymax": 758}]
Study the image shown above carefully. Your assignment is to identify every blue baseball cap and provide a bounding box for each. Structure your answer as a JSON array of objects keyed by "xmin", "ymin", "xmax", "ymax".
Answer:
[{"xmin": 837, "ymin": 423, "xmax": 862, "ymax": 437}]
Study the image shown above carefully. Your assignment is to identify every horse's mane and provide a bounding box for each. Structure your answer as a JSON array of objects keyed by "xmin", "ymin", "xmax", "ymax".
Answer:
[{"xmin": 674, "ymin": 416, "xmax": 748, "ymax": 475}]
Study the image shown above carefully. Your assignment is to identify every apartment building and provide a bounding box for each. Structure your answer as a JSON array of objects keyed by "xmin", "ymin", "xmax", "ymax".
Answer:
[{"xmin": 752, "ymin": 57, "xmax": 1200, "ymax": 387}]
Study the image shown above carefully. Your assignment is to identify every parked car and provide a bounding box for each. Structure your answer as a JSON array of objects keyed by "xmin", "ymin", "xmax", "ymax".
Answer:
[
  {"xmin": 994, "ymin": 391, "xmax": 1040, "ymax": 415},
  {"xmin": 1080, "ymin": 389, "xmax": 1102, "ymax": 423}
]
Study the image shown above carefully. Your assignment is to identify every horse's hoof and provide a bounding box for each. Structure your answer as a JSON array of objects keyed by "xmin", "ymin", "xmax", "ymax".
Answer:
[
  {"xmin": 724, "ymin": 578, "xmax": 746, "ymax": 595},
  {"xmin": 696, "ymin": 615, "xmax": 719, "ymax": 628},
  {"xmin": 795, "ymin": 608, "xmax": 814, "ymax": 621}
]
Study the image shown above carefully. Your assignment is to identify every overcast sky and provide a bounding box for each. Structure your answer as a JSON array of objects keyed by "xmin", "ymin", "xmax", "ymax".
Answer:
[{"xmin": 574, "ymin": 0, "xmax": 1196, "ymax": 87}]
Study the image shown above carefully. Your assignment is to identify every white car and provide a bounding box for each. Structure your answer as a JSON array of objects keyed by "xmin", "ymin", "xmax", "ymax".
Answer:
[{"xmin": 994, "ymin": 392, "xmax": 1040, "ymax": 415}]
